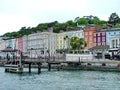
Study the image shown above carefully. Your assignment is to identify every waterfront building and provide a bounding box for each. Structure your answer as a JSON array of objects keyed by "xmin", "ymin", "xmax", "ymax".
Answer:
[
  {"xmin": 91, "ymin": 29, "xmax": 107, "ymax": 59},
  {"xmin": 27, "ymin": 32, "xmax": 43, "ymax": 58},
  {"xmin": 41, "ymin": 32, "xmax": 57, "ymax": 57},
  {"xmin": 1, "ymin": 37, "xmax": 17, "ymax": 59},
  {"xmin": 84, "ymin": 27, "xmax": 96, "ymax": 49},
  {"xmin": 17, "ymin": 36, "xmax": 23, "ymax": 52},
  {"xmin": 0, "ymin": 36, "xmax": 5, "ymax": 51},
  {"xmin": 22, "ymin": 35, "xmax": 28, "ymax": 53},
  {"xmin": 0, "ymin": 36, "xmax": 6, "ymax": 58},
  {"xmin": 109, "ymin": 34, "xmax": 120, "ymax": 54},
  {"xmin": 4, "ymin": 37, "xmax": 17, "ymax": 50},
  {"xmin": 65, "ymin": 28, "xmax": 84, "ymax": 49},
  {"xmin": 56, "ymin": 32, "xmax": 66, "ymax": 50},
  {"xmin": 27, "ymin": 31, "xmax": 57, "ymax": 58},
  {"xmin": 106, "ymin": 28, "xmax": 120, "ymax": 45},
  {"xmin": 94, "ymin": 29, "xmax": 106, "ymax": 46},
  {"xmin": 106, "ymin": 28, "xmax": 120, "ymax": 56}
]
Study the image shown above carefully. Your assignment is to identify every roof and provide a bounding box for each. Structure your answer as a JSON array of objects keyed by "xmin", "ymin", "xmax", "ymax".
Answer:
[{"xmin": 89, "ymin": 45, "xmax": 109, "ymax": 51}]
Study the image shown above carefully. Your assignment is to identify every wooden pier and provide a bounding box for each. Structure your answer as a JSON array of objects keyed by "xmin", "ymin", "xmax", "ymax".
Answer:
[
  {"xmin": 3, "ymin": 58, "xmax": 120, "ymax": 73},
  {"xmin": 22, "ymin": 60, "xmax": 42, "ymax": 73}
]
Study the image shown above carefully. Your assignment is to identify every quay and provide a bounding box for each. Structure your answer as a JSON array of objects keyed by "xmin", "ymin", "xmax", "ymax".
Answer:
[
  {"xmin": 2, "ymin": 58, "xmax": 120, "ymax": 73},
  {"xmin": 19, "ymin": 59, "xmax": 120, "ymax": 72}
]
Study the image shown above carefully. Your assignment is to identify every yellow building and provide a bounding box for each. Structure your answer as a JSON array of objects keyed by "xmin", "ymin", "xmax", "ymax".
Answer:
[{"xmin": 56, "ymin": 32, "xmax": 66, "ymax": 50}]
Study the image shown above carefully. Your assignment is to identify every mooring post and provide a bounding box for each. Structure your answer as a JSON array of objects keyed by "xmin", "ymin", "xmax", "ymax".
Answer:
[
  {"xmin": 48, "ymin": 62, "xmax": 51, "ymax": 71},
  {"xmin": 29, "ymin": 63, "xmax": 31, "ymax": 73},
  {"xmin": 38, "ymin": 63, "xmax": 41, "ymax": 74},
  {"xmin": 57, "ymin": 63, "xmax": 60, "ymax": 71}
]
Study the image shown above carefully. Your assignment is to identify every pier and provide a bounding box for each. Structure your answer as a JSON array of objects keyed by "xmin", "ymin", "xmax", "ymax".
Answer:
[
  {"xmin": 2, "ymin": 58, "xmax": 120, "ymax": 73},
  {"xmin": 22, "ymin": 59, "xmax": 120, "ymax": 72}
]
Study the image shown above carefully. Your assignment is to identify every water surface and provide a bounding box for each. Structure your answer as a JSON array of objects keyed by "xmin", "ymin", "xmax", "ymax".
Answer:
[{"xmin": 0, "ymin": 67, "xmax": 120, "ymax": 90}]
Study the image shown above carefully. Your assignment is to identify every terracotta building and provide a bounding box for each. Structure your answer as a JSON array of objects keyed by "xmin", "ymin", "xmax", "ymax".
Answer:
[{"xmin": 84, "ymin": 27, "xmax": 96, "ymax": 49}]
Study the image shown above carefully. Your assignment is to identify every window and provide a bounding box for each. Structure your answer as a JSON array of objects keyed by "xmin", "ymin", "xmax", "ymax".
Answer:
[
  {"xmin": 112, "ymin": 40, "xmax": 115, "ymax": 48},
  {"xmin": 90, "ymin": 43, "xmax": 92, "ymax": 48},
  {"xmin": 102, "ymin": 37, "xmax": 105, "ymax": 41},
  {"xmin": 94, "ymin": 33, "xmax": 96, "ymax": 37},
  {"xmin": 89, "ymin": 32, "xmax": 92, "ymax": 35},
  {"xmin": 94, "ymin": 38, "xmax": 96, "ymax": 42},
  {"xmin": 85, "ymin": 37, "xmax": 88, "ymax": 42},
  {"xmin": 102, "ymin": 42, "xmax": 105, "ymax": 45},
  {"xmin": 85, "ymin": 32, "xmax": 88, "ymax": 35},
  {"xmin": 94, "ymin": 43, "xmax": 96, "ymax": 46},
  {"xmin": 98, "ymin": 33, "xmax": 100, "ymax": 36},
  {"xmin": 98, "ymin": 43, "xmax": 101, "ymax": 46},
  {"xmin": 98, "ymin": 37, "xmax": 100, "ymax": 42},
  {"xmin": 90, "ymin": 36, "xmax": 92, "ymax": 42},
  {"xmin": 102, "ymin": 32, "xmax": 105, "ymax": 36}
]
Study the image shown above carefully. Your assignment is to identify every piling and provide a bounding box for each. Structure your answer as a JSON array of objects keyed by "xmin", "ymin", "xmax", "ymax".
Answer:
[{"xmin": 29, "ymin": 63, "xmax": 31, "ymax": 73}]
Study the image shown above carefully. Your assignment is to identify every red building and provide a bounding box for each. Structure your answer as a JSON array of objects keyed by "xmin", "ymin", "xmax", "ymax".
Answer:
[
  {"xmin": 84, "ymin": 27, "xmax": 96, "ymax": 49},
  {"xmin": 17, "ymin": 37, "xmax": 23, "ymax": 52}
]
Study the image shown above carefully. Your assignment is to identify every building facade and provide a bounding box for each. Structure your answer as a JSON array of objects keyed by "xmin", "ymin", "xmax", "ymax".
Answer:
[
  {"xmin": 94, "ymin": 29, "xmax": 106, "ymax": 46},
  {"xmin": 109, "ymin": 34, "xmax": 120, "ymax": 53},
  {"xmin": 106, "ymin": 28, "xmax": 120, "ymax": 45},
  {"xmin": 65, "ymin": 29, "xmax": 84, "ymax": 49},
  {"xmin": 0, "ymin": 36, "xmax": 5, "ymax": 50},
  {"xmin": 84, "ymin": 27, "xmax": 96, "ymax": 49},
  {"xmin": 17, "ymin": 36, "xmax": 23, "ymax": 52},
  {"xmin": 22, "ymin": 35, "xmax": 28, "ymax": 53},
  {"xmin": 27, "ymin": 31, "xmax": 57, "ymax": 58},
  {"xmin": 56, "ymin": 32, "xmax": 66, "ymax": 50}
]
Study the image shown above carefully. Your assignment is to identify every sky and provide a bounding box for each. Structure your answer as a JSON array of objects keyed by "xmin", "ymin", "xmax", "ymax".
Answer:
[{"xmin": 0, "ymin": 0, "xmax": 120, "ymax": 35}]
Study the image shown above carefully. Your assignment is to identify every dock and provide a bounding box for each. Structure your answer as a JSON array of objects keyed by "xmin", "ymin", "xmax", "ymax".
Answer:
[{"xmin": 2, "ymin": 58, "xmax": 120, "ymax": 73}]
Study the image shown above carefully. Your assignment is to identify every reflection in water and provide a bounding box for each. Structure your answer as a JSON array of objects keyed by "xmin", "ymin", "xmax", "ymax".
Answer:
[{"xmin": 0, "ymin": 67, "xmax": 120, "ymax": 90}]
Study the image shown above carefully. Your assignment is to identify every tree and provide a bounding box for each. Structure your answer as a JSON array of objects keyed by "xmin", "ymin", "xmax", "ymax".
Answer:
[
  {"xmin": 108, "ymin": 12, "xmax": 119, "ymax": 26},
  {"xmin": 76, "ymin": 18, "xmax": 88, "ymax": 25},
  {"xmin": 66, "ymin": 20, "xmax": 76, "ymax": 27},
  {"xmin": 70, "ymin": 36, "xmax": 87, "ymax": 50},
  {"xmin": 92, "ymin": 17, "xmax": 100, "ymax": 24}
]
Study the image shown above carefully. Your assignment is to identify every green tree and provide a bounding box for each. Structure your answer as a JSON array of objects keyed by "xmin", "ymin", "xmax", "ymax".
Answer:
[
  {"xmin": 76, "ymin": 18, "xmax": 88, "ymax": 25},
  {"xmin": 66, "ymin": 20, "xmax": 76, "ymax": 27},
  {"xmin": 108, "ymin": 12, "xmax": 119, "ymax": 26},
  {"xmin": 70, "ymin": 36, "xmax": 87, "ymax": 50}
]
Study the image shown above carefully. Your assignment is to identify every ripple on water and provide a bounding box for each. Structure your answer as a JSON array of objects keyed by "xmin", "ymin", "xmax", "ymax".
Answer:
[{"xmin": 1, "ymin": 68, "xmax": 120, "ymax": 90}]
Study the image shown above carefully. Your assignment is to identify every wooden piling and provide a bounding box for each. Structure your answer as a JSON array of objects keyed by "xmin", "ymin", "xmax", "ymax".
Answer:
[
  {"xmin": 48, "ymin": 63, "xmax": 51, "ymax": 71},
  {"xmin": 38, "ymin": 63, "xmax": 41, "ymax": 74},
  {"xmin": 29, "ymin": 63, "xmax": 31, "ymax": 73}
]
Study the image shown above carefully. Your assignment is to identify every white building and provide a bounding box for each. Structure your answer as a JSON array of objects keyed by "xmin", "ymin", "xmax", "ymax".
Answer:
[
  {"xmin": 27, "ymin": 31, "xmax": 57, "ymax": 58},
  {"xmin": 109, "ymin": 34, "xmax": 120, "ymax": 54},
  {"xmin": 0, "ymin": 36, "xmax": 5, "ymax": 50},
  {"xmin": 23, "ymin": 35, "xmax": 28, "ymax": 53},
  {"xmin": 0, "ymin": 36, "xmax": 5, "ymax": 58}
]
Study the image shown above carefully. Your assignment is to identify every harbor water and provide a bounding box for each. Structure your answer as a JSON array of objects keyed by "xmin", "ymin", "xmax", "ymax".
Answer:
[{"xmin": 0, "ymin": 67, "xmax": 120, "ymax": 90}]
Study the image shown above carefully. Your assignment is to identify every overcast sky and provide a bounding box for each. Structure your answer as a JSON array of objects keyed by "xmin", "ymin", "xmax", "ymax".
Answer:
[{"xmin": 0, "ymin": 0, "xmax": 120, "ymax": 35}]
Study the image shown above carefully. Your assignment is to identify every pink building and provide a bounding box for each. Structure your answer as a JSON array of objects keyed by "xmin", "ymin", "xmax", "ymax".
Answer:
[{"xmin": 17, "ymin": 37, "xmax": 23, "ymax": 52}]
